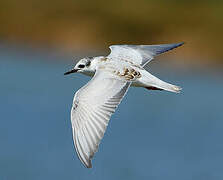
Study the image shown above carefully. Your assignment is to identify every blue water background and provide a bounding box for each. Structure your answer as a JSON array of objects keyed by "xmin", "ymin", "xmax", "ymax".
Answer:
[{"xmin": 0, "ymin": 44, "xmax": 223, "ymax": 180}]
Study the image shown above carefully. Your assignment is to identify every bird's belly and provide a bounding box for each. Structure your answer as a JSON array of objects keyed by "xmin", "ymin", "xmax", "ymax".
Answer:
[{"xmin": 131, "ymin": 81, "xmax": 144, "ymax": 87}]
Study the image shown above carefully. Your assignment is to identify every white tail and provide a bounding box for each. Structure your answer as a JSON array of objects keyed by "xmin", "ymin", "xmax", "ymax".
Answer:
[{"xmin": 139, "ymin": 70, "xmax": 182, "ymax": 93}]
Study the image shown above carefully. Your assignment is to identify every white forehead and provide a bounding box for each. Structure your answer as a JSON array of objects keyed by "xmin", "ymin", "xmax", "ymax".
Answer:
[
  {"xmin": 78, "ymin": 58, "xmax": 87, "ymax": 64},
  {"xmin": 78, "ymin": 57, "xmax": 92, "ymax": 64}
]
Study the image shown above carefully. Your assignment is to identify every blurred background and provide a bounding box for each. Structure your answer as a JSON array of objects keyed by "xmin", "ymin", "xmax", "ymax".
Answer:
[{"xmin": 0, "ymin": 0, "xmax": 223, "ymax": 179}]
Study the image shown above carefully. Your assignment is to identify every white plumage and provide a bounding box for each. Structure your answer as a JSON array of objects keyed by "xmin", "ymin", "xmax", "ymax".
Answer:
[
  {"xmin": 71, "ymin": 70, "xmax": 130, "ymax": 168},
  {"xmin": 64, "ymin": 43, "xmax": 184, "ymax": 168}
]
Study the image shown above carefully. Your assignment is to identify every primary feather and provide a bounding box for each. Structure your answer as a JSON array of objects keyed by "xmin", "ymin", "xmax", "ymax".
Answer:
[
  {"xmin": 108, "ymin": 43, "xmax": 184, "ymax": 66},
  {"xmin": 71, "ymin": 70, "xmax": 131, "ymax": 168}
]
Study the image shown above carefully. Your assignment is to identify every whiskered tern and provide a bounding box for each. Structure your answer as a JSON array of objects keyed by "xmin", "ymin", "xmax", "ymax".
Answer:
[{"xmin": 64, "ymin": 43, "xmax": 183, "ymax": 168}]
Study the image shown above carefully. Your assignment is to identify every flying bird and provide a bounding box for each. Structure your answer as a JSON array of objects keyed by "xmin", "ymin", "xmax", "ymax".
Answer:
[{"xmin": 64, "ymin": 43, "xmax": 183, "ymax": 168}]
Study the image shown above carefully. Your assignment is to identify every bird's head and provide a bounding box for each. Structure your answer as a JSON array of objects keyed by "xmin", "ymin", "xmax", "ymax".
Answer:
[{"xmin": 64, "ymin": 57, "xmax": 95, "ymax": 76}]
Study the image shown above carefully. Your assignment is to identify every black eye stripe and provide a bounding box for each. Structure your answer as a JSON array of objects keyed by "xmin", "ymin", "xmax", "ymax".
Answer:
[
  {"xmin": 78, "ymin": 64, "xmax": 85, "ymax": 68},
  {"xmin": 86, "ymin": 60, "xmax": 91, "ymax": 66}
]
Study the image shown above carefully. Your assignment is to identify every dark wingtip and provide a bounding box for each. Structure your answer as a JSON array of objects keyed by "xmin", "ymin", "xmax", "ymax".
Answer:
[
  {"xmin": 176, "ymin": 42, "xmax": 185, "ymax": 47},
  {"xmin": 86, "ymin": 161, "xmax": 92, "ymax": 168},
  {"xmin": 81, "ymin": 159, "xmax": 92, "ymax": 169},
  {"xmin": 155, "ymin": 42, "xmax": 185, "ymax": 55},
  {"xmin": 169, "ymin": 42, "xmax": 185, "ymax": 50}
]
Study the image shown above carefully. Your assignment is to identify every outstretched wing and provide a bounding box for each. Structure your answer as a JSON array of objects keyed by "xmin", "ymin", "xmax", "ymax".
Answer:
[
  {"xmin": 71, "ymin": 69, "xmax": 131, "ymax": 168},
  {"xmin": 108, "ymin": 43, "xmax": 184, "ymax": 67}
]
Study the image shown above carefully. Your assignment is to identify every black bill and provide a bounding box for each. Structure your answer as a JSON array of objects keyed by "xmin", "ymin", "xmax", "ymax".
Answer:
[{"xmin": 64, "ymin": 69, "xmax": 78, "ymax": 75}]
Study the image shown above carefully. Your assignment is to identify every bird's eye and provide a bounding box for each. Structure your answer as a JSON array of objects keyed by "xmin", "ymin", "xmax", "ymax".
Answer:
[
  {"xmin": 86, "ymin": 60, "xmax": 91, "ymax": 67},
  {"xmin": 78, "ymin": 64, "xmax": 85, "ymax": 68}
]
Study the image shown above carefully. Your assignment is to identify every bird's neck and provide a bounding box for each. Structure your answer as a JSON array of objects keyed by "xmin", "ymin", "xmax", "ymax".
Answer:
[{"xmin": 81, "ymin": 70, "xmax": 95, "ymax": 77}]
